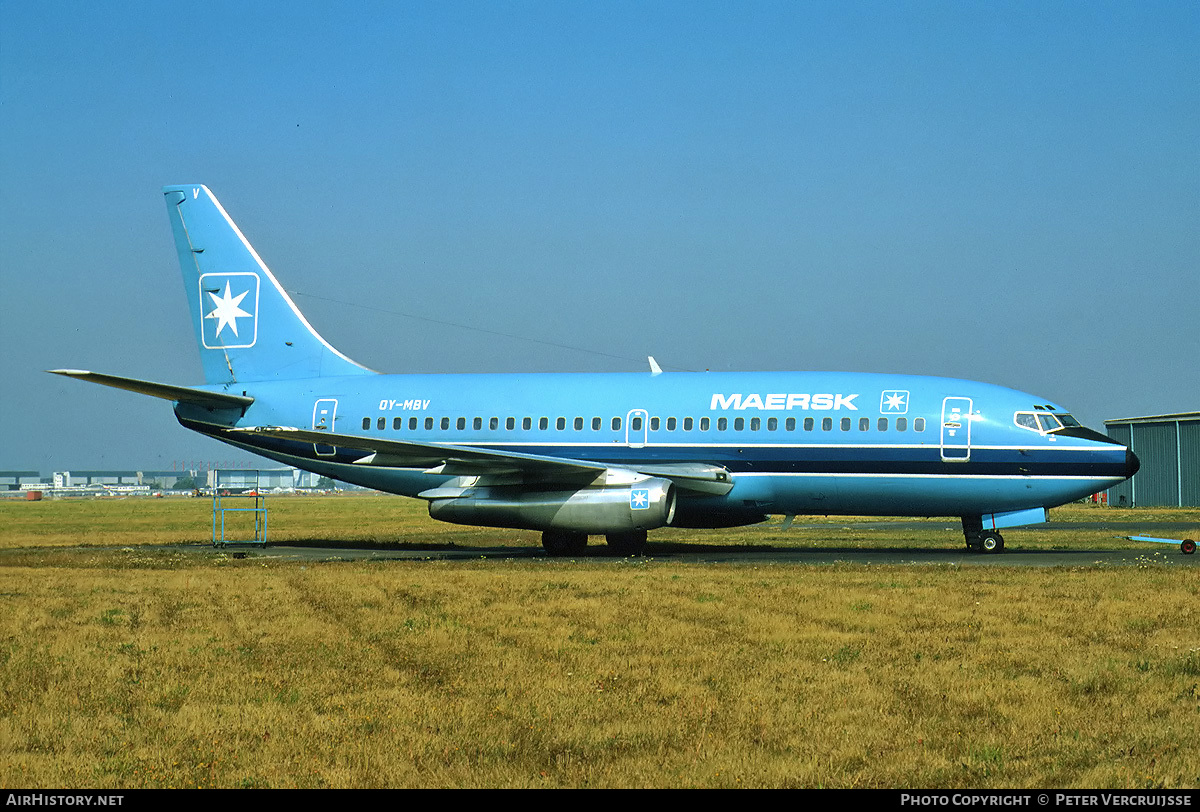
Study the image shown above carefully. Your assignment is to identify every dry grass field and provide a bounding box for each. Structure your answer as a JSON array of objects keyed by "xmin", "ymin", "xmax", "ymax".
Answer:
[{"xmin": 1, "ymin": 495, "xmax": 1197, "ymax": 788}]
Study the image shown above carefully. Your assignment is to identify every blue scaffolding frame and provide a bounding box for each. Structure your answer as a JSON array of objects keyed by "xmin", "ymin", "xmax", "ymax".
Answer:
[{"xmin": 211, "ymin": 471, "xmax": 268, "ymax": 547}]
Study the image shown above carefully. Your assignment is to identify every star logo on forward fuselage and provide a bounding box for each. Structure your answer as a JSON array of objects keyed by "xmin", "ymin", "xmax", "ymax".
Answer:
[{"xmin": 880, "ymin": 390, "xmax": 910, "ymax": 414}]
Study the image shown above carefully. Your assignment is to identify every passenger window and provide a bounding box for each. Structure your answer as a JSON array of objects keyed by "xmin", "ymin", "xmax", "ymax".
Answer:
[
  {"xmin": 897, "ymin": 417, "xmax": 907, "ymax": 432},
  {"xmin": 592, "ymin": 417, "xmax": 601, "ymax": 430},
  {"xmin": 878, "ymin": 417, "xmax": 888, "ymax": 431},
  {"xmin": 632, "ymin": 416, "xmax": 643, "ymax": 431},
  {"xmin": 523, "ymin": 417, "xmax": 532, "ymax": 430},
  {"xmin": 749, "ymin": 417, "xmax": 760, "ymax": 431},
  {"xmin": 506, "ymin": 417, "xmax": 515, "ymax": 430},
  {"xmin": 612, "ymin": 416, "xmax": 621, "ymax": 431},
  {"xmin": 377, "ymin": 417, "xmax": 386, "ymax": 430},
  {"xmin": 557, "ymin": 417, "xmax": 566, "ymax": 430},
  {"xmin": 914, "ymin": 417, "xmax": 925, "ymax": 432},
  {"xmin": 667, "ymin": 417, "xmax": 677, "ymax": 431},
  {"xmin": 490, "ymin": 417, "xmax": 499, "ymax": 431},
  {"xmin": 409, "ymin": 417, "xmax": 417, "ymax": 430},
  {"xmin": 717, "ymin": 417, "xmax": 728, "ymax": 431},
  {"xmin": 785, "ymin": 417, "xmax": 795, "ymax": 431},
  {"xmin": 440, "ymin": 417, "xmax": 450, "ymax": 430},
  {"xmin": 734, "ymin": 417, "xmax": 745, "ymax": 431},
  {"xmin": 393, "ymin": 417, "xmax": 402, "ymax": 430},
  {"xmin": 840, "ymin": 417, "xmax": 851, "ymax": 431},
  {"xmin": 457, "ymin": 417, "xmax": 466, "ymax": 430},
  {"xmin": 859, "ymin": 417, "xmax": 869, "ymax": 431},
  {"xmin": 822, "ymin": 417, "xmax": 832, "ymax": 431},
  {"xmin": 473, "ymin": 417, "xmax": 483, "ymax": 430},
  {"xmin": 574, "ymin": 417, "xmax": 584, "ymax": 430},
  {"xmin": 683, "ymin": 417, "xmax": 694, "ymax": 431},
  {"xmin": 362, "ymin": 417, "xmax": 370, "ymax": 430},
  {"xmin": 767, "ymin": 417, "xmax": 777, "ymax": 431},
  {"xmin": 700, "ymin": 417, "xmax": 710, "ymax": 431},
  {"xmin": 425, "ymin": 417, "xmax": 434, "ymax": 430},
  {"xmin": 805, "ymin": 417, "xmax": 815, "ymax": 431},
  {"xmin": 539, "ymin": 417, "xmax": 548, "ymax": 430},
  {"xmin": 650, "ymin": 416, "xmax": 660, "ymax": 431}
]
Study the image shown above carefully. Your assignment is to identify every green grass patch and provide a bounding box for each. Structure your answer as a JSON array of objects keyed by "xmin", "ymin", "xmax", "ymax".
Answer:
[{"xmin": 1, "ymin": 497, "xmax": 1198, "ymax": 788}]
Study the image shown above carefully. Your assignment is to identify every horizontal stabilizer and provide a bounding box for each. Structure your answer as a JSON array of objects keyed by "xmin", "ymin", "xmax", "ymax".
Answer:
[{"xmin": 49, "ymin": 369, "xmax": 254, "ymax": 409}]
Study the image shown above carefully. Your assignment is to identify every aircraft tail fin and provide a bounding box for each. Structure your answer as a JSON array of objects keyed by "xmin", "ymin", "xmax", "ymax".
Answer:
[{"xmin": 163, "ymin": 185, "xmax": 375, "ymax": 384}]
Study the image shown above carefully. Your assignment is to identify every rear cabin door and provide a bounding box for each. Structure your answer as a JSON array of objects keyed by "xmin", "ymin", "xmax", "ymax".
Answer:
[{"xmin": 312, "ymin": 398, "xmax": 338, "ymax": 457}]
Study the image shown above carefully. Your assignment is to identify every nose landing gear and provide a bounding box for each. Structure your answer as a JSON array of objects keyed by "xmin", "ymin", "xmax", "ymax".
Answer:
[{"xmin": 962, "ymin": 517, "xmax": 1005, "ymax": 554}]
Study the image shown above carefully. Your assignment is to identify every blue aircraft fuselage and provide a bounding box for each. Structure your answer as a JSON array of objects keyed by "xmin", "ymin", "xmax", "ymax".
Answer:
[{"xmin": 178, "ymin": 369, "xmax": 1134, "ymax": 525}]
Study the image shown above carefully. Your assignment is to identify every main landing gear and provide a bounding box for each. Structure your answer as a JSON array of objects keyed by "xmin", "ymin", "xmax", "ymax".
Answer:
[
  {"xmin": 541, "ymin": 530, "xmax": 587, "ymax": 556},
  {"xmin": 961, "ymin": 517, "xmax": 1005, "ymax": 554},
  {"xmin": 605, "ymin": 530, "xmax": 648, "ymax": 557},
  {"xmin": 540, "ymin": 529, "xmax": 649, "ymax": 557}
]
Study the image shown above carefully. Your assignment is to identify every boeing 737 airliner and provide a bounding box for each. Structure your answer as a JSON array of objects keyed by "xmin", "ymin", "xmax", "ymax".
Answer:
[{"xmin": 52, "ymin": 185, "xmax": 1139, "ymax": 555}]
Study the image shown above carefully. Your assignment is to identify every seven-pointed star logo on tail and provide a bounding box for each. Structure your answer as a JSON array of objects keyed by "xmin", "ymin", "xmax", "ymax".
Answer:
[
  {"xmin": 199, "ymin": 272, "xmax": 259, "ymax": 348},
  {"xmin": 205, "ymin": 281, "xmax": 252, "ymax": 338}
]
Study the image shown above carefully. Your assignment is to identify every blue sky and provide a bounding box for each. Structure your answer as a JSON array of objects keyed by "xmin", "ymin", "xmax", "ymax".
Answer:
[{"xmin": 1, "ymin": 1, "xmax": 1197, "ymax": 472}]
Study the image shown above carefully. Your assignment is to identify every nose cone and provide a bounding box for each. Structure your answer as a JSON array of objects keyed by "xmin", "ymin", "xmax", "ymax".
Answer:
[{"xmin": 1125, "ymin": 448, "xmax": 1141, "ymax": 479}]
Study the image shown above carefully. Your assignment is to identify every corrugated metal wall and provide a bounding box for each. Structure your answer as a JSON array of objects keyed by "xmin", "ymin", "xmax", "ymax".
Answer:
[
  {"xmin": 1106, "ymin": 424, "xmax": 1134, "ymax": 506},
  {"xmin": 1106, "ymin": 415, "xmax": 1200, "ymax": 507},
  {"xmin": 1181, "ymin": 420, "xmax": 1200, "ymax": 506},
  {"xmin": 1133, "ymin": 423, "xmax": 1179, "ymax": 506}
]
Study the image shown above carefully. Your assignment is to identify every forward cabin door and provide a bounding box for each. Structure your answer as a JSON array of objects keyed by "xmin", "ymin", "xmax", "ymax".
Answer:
[{"xmin": 940, "ymin": 397, "xmax": 972, "ymax": 462}]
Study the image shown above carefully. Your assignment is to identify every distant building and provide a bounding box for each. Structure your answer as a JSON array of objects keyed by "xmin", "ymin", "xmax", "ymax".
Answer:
[
  {"xmin": 206, "ymin": 467, "xmax": 327, "ymax": 491},
  {"xmin": 1, "ymin": 466, "xmax": 336, "ymax": 497},
  {"xmin": 0, "ymin": 471, "xmax": 41, "ymax": 492},
  {"xmin": 1106, "ymin": 412, "xmax": 1200, "ymax": 507}
]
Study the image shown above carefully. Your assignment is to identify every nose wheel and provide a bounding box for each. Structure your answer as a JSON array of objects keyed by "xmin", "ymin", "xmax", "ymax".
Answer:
[
  {"xmin": 975, "ymin": 531, "xmax": 1005, "ymax": 553},
  {"xmin": 962, "ymin": 518, "xmax": 1005, "ymax": 553}
]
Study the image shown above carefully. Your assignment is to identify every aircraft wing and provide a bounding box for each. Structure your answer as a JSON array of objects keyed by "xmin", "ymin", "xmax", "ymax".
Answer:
[{"xmin": 228, "ymin": 426, "xmax": 732, "ymax": 493}]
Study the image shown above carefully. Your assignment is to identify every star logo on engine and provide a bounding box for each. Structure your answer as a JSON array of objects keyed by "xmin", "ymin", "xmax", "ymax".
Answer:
[
  {"xmin": 199, "ymin": 272, "xmax": 259, "ymax": 349},
  {"xmin": 630, "ymin": 488, "xmax": 650, "ymax": 510}
]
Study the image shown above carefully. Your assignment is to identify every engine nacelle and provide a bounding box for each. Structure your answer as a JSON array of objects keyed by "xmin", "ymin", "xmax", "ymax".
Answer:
[{"xmin": 428, "ymin": 478, "xmax": 676, "ymax": 534}]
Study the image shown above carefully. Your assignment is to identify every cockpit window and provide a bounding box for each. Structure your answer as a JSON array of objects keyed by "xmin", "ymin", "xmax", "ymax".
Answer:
[
  {"xmin": 1037, "ymin": 413, "xmax": 1062, "ymax": 432},
  {"xmin": 1014, "ymin": 410, "xmax": 1081, "ymax": 434}
]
